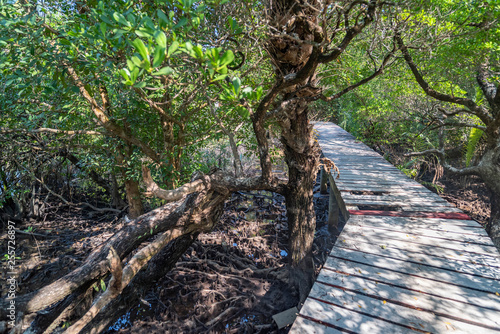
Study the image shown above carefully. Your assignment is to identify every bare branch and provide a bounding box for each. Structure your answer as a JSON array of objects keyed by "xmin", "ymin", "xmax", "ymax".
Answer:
[
  {"xmin": 0, "ymin": 127, "xmax": 103, "ymax": 136},
  {"xmin": 396, "ymin": 34, "xmax": 493, "ymax": 125},
  {"xmin": 477, "ymin": 61, "xmax": 498, "ymax": 110},
  {"xmin": 142, "ymin": 165, "xmax": 206, "ymax": 202},
  {"xmin": 318, "ymin": 42, "xmax": 397, "ymax": 101},
  {"xmin": 404, "ymin": 149, "xmax": 481, "ymax": 176}
]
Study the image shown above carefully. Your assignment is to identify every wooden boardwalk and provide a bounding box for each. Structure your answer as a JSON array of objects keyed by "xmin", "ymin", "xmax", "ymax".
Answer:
[{"xmin": 289, "ymin": 122, "xmax": 500, "ymax": 333}]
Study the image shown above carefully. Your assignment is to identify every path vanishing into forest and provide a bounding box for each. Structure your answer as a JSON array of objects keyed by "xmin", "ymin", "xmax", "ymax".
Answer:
[{"xmin": 290, "ymin": 122, "xmax": 500, "ymax": 333}]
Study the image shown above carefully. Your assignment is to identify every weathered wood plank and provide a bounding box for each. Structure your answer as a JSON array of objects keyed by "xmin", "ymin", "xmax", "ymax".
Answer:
[
  {"xmin": 347, "ymin": 215, "xmax": 491, "ymax": 241},
  {"xmin": 341, "ymin": 224, "xmax": 498, "ymax": 254},
  {"xmin": 348, "ymin": 214, "xmax": 483, "ymax": 228},
  {"xmin": 290, "ymin": 316, "xmax": 346, "ymax": 334},
  {"xmin": 338, "ymin": 234, "xmax": 500, "ymax": 269},
  {"xmin": 320, "ymin": 258, "xmax": 500, "ymax": 319},
  {"xmin": 296, "ymin": 296, "xmax": 427, "ymax": 334},
  {"xmin": 328, "ymin": 248, "xmax": 500, "ymax": 292},
  {"xmin": 342, "ymin": 194, "xmax": 450, "ymax": 204},
  {"xmin": 308, "ymin": 281, "xmax": 500, "ymax": 334},
  {"xmin": 335, "ymin": 241, "xmax": 500, "ymax": 279}
]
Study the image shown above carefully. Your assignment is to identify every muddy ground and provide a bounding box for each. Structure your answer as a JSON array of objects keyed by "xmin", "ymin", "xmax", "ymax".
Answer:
[
  {"xmin": 0, "ymin": 176, "xmax": 339, "ymax": 334},
  {"xmin": 0, "ymin": 167, "xmax": 491, "ymax": 333}
]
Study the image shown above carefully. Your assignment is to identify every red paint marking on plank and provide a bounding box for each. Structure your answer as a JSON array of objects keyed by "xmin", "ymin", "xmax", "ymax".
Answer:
[{"xmin": 348, "ymin": 210, "xmax": 471, "ymax": 220}]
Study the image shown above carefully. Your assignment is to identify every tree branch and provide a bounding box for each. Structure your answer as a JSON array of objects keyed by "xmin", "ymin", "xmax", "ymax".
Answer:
[
  {"xmin": 396, "ymin": 34, "xmax": 493, "ymax": 125},
  {"xmin": 318, "ymin": 42, "xmax": 397, "ymax": 101},
  {"xmin": 142, "ymin": 165, "xmax": 206, "ymax": 202},
  {"xmin": 0, "ymin": 128, "xmax": 103, "ymax": 135},
  {"xmin": 404, "ymin": 149, "xmax": 481, "ymax": 176}
]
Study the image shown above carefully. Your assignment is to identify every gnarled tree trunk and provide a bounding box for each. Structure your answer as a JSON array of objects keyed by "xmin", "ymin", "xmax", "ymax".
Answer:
[
  {"xmin": 487, "ymin": 190, "xmax": 500, "ymax": 250},
  {"xmin": 267, "ymin": 0, "xmax": 323, "ymax": 301},
  {"xmin": 282, "ymin": 104, "xmax": 320, "ymax": 301}
]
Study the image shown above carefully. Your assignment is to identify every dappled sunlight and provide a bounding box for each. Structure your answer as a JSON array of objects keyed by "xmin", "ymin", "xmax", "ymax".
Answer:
[{"xmin": 291, "ymin": 123, "xmax": 500, "ymax": 333}]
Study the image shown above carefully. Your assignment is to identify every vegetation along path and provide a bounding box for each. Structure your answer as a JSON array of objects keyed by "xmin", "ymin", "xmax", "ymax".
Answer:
[{"xmin": 290, "ymin": 122, "xmax": 500, "ymax": 334}]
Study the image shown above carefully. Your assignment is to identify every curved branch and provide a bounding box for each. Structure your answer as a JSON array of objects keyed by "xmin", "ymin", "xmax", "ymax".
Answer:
[
  {"xmin": 318, "ymin": 43, "xmax": 397, "ymax": 102},
  {"xmin": 477, "ymin": 62, "xmax": 498, "ymax": 110},
  {"xmin": 142, "ymin": 165, "xmax": 206, "ymax": 202},
  {"xmin": 396, "ymin": 34, "xmax": 493, "ymax": 125},
  {"xmin": 404, "ymin": 148, "xmax": 481, "ymax": 176},
  {"xmin": 0, "ymin": 128, "xmax": 103, "ymax": 135},
  {"xmin": 319, "ymin": 0, "xmax": 378, "ymax": 64}
]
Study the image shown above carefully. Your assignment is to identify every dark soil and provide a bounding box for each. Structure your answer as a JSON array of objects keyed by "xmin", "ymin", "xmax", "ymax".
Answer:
[
  {"xmin": 0, "ymin": 176, "xmax": 339, "ymax": 334},
  {"xmin": 426, "ymin": 175, "xmax": 491, "ymax": 227},
  {"xmin": 106, "ymin": 181, "xmax": 338, "ymax": 334}
]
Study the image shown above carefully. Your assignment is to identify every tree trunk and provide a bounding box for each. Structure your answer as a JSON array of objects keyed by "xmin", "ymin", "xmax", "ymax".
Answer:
[
  {"xmin": 116, "ymin": 143, "xmax": 144, "ymax": 218},
  {"xmin": 123, "ymin": 178, "xmax": 143, "ymax": 219},
  {"xmin": 281, "ymin": 104, "xmax": 320, "ymax": 302},
  {"xmin": 486, "ymin": 189, "xmax": 500, "ymax": 250},
  {"xmin": 265, "ymin": 0, "xmax": 323, "ymax": 301},
  {"xmin": 480, "ymin": 146, "xmax": 500, "ymax": 251}
]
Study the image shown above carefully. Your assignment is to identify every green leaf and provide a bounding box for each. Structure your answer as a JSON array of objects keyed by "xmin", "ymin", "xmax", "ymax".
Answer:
[
  {"xmin": 132, "ymin": 38, "xmax": 149, "ymax": 61},
  {"xmin": 232, "ymin": 77, "xmax": 241, "ymax": 95},
  {"xmin": 126, "ymin": 59, "xmax": 136, "ymax": 71},
  {"xmin": 212, "ymin": 74, "xmax": 227, "ymax": 82},
  {"xmin": 173, "ymin": 17, "xmax": 188, "ymax": 29},
  {"xmin": 100, "ymin": 279, "xmax": 106, "ymax": 292},
  {"xmin": 154, "ymin": 31, "xmax": 167, "ymax": 49},
  {"xmin": 135, "ymin": 28, "xmax": 153, "ymax": 38},
  {"xmin": 119, "ymin": 68, "xmax": 130, "ymax": 81},
  {"xmin": 152, "ymin": 47, "xmax": 166, "ymax": 68},
  {"xmin": 157, "ymin": 10, "xmax": 169, "ymax": 24},
  {"xmin": 167, "ymin": 41, "xmax": 179, "ymax": 57},
  {"xmin": 133, "ymin": 81, "xmax": 147, "ymax": 88},
  {"xmin": 131, "ymin": 68, "xmax": 140, "ymax": 82},
  {"xmin": 193, "ymin": 44, "xmax": 203, "ymax": 59},
  {"xmin": 152, "ymin": 66, "xmax": 174, "ymax": 76},
  {"xmin": 465, "ymin": 128, "xmax": 483, "ymax": 167},
  {"xmin": 220, "ymin": 50, "xmax": 234, "ymax": 66},
  {"xmin": 112, "ymin": 12, "xmax": 130, "ymax": 27},
  {"xmin": 100, "ymin": 22, "xmax": 107, "ymax": 37},
  {"xmin": 131, "ymin": 55, "xmax": 143, "ymax": 68}
]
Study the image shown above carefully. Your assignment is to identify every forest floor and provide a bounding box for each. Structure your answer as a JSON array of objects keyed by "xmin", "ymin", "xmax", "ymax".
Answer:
[
  {"xmin": 0, "ymin": 162, "xmax": 491, "ymax": 334},
  {"xmin": 0, "ymin": 176, "xmax": 339, "ymax": 334}
]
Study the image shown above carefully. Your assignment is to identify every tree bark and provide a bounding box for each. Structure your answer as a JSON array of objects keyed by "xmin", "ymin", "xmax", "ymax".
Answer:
[
  {"xmin": 116, "ymin": 144, "xmax": 144, "ymax": 219},
  {"xmin": 486, "ymin": 190, "xmax": 500, "ymax": 250},
  {"xmin": 123, "ymin": 178, "xmax": 143, "ymax": 219},
  {"xmin": 281, "ymin": 104, "xmax": 320, "ymax": 302}
]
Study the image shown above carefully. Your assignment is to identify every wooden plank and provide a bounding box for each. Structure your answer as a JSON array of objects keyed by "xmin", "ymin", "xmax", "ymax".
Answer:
[
  {"xmin": 348, "ymin": 214, "xmax": 483, "ymax": 229},
  {"xmin": 335, "ymin": 241, "xmax": 500, "ymax": 279},
  {"xmin": 346, "ymin": 220, "xmax": 490, "ymax": 245},
  {"xmin": 320, "ymin": 257, "xmax": 500, "ymax": 320},
  {"xmin": 343, "ymin": 199, "xmax": 453, "ymax": 207},
  {"xmin": 289, "ymin": 316, "xmax": 346, "ymax": 334},
  {"xmin": 297, "ymin": 296, "xmax": 426, "ymax": 334},
  {"xmin": 348, "ymin": 215, "xmax": 491, "ymax": 240},
  {"xmin": 308, "ymin": 282, "xmax": 500, "ymax": 334},
  {"xmin": 348, "ymin": 210, "xmax": 472, "ymax": 219},
  {"xmin": 346, "ymin": 205, "xmax": 462, "ymax": 213},
  {"xmin": 341, "ymin": 224, "xmax": 498, "ymax": 255},
  {"xmin": 328, "ymin": 247, "xmax": 500, "ymax": 292},
  {"xmin": 338, "ymin": 234, "xmax": 500, "ymax": 269},
  {"xmin": 342, "ymin": 194, "xmax": 450, "ymax": 204},
  {"xmin": 339, "ymin": 187, "xmax": 434, "ymax": 194}
]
